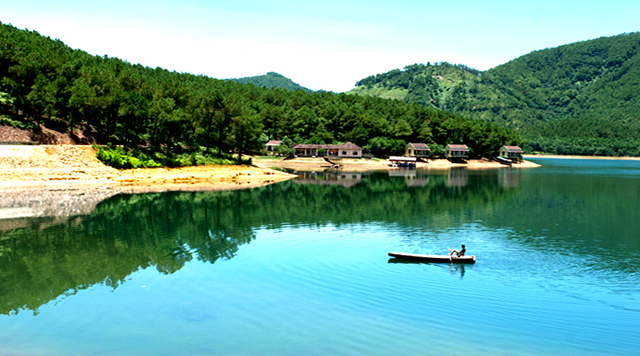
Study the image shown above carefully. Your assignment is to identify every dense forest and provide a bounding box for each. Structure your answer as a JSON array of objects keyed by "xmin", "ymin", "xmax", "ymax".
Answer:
[
  {"xmin": 351, "ymin": 33, "xmax": 640, "ymax": 156},
  {"xmin": 0, "ymin": 22, "xmax": 520, "ymax": 167},
  {"xmin": 230, "ymin": 72, "xmax": 313, "ymax": 93}
]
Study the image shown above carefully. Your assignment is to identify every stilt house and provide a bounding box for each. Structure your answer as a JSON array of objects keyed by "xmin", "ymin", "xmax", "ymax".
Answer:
[
  {"xmin": 498, "ymin": 146, "xmax": 523, "ymax": 163},
  {"xmin": 445, "ymin": 144, "xmax": 469, "ymax": 162}
]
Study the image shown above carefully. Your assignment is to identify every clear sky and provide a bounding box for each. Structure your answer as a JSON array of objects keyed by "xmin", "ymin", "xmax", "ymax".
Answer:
[{"xmin": 3, "ymin": 0, "xmax": 640, "ymax": 92}]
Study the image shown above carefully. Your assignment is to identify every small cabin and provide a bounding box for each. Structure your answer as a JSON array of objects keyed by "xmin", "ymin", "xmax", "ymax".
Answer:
[
  {"xmin": 405, "ymin": 143, "xmax": 431, "ymax": 158},
  {"xmin": 266, "ymin": 140, "xmax": 281, "ymax": 152},
  {"xmin": 337, "ymin": 142, "xmax": 363, "ymax": 158},
  {"xmin": 445, "ymin": 144, "xmax": 469, "ymax": 162},
  {"xmin": 498, "ymin": 146, "xmax": 523, "ymax": 163}
]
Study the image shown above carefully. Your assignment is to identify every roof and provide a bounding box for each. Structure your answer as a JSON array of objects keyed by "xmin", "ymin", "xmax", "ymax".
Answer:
[
  {"xmin": 408, "ymin": 143, "xmax": 431, "ymax": 150},
  {"xmin": 502, "ymin": 145, "xmax": 523, "ymax": 152},
  {"xmin": 293, "ymin": 144, "xmax": 334, "ymax": 149},
  {"xmin": 446, "ymin": 144, "xmax": 469, "ymax": 151},
  {"xmin": 340, "ymin": 142, "xmax": 362, "ymax": 150},
  {"xmin": 266, "ymin": 140, "xmax": 282, "ymax": 145},
  {"xmin": 292, "ymin": 142, "xmax": 362, "ymax": 150}
]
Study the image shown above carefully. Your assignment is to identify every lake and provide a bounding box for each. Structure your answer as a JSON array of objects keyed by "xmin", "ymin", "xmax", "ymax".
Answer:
[{"xmin": 1, "ymin": 158, "xmax": 639, "ymax": 355}]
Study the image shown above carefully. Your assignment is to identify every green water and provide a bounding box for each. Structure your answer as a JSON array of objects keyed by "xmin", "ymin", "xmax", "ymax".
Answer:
[{"xmin": 0, "ymin": 158, "xmax": 639, "ymax": 355}]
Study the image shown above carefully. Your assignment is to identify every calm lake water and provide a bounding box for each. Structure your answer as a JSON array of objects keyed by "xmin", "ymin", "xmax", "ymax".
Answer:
[{"xmin": 1, "ymin": 158, "xmax": 639, "ymax": 355}]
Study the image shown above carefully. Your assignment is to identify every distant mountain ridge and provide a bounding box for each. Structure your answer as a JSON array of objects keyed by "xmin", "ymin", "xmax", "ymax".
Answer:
[
  {"xmin": 230, "ymin": 72, "xmax": 313, "ymax": 93},
  {"xmin": 350, "ymin": 33, "xmax": 640, "ymax": 156}
]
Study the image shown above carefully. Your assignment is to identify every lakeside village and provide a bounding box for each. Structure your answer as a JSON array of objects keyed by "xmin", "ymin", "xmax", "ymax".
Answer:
[{"xmin": 265, "ymin": 140, "xmax": 524, "ymax": 168}]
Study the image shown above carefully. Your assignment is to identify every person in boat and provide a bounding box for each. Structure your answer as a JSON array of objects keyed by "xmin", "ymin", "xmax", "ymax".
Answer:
[{"xmin": 448, "ymin": 244, "xmax": 466, "ymax": 257}]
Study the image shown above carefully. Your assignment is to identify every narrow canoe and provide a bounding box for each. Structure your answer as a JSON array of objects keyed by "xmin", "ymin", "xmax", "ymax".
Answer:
[{"xmin": 388, "ymin": 252, "xmax": 476, "ymax": 264}]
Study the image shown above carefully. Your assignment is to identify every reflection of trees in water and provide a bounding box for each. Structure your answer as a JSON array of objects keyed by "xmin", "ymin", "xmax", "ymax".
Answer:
[
  {"xmin": 0, "ymin": 192, "xmax": 257, "ymax": 315},
  {"xmin": 0, "ymin": 171, "xmax": 517, "ymax": 315}
]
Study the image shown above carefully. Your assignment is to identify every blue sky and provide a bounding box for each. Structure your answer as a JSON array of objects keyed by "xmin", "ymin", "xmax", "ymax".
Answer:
[{"xmin": 3, "ymin": 0, "xmax": 640, "ymax": 92}]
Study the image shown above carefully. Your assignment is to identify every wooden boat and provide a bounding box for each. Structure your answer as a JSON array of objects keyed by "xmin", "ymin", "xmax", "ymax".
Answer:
[
  {"xmin": 388, "ymin": 252, "xmax": 476, "ymax": 264},
  {"xmin": 494, "ymin": 156, "xmax": 513, "ymax": 165}
]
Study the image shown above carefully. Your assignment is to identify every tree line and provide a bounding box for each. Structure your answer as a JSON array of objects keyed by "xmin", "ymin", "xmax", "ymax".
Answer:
[{"xmin": 0, "ymin": 22, "xmax": 521, "ymax": 166}]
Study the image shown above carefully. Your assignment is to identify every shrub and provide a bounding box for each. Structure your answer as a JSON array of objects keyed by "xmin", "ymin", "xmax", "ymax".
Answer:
[{"xmin": 95, "ymin": 144, "xmax": 162, "ymax": 169}]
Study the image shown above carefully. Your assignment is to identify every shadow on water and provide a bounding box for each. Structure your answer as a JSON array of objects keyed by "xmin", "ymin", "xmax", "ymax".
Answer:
[{"xmin": 387, "ymin": 258, "xmax": 468, "ymax": 278}]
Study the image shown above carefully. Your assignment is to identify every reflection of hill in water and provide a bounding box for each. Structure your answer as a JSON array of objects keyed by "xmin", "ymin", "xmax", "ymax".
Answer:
[
  {"xmin": 480, "ymin": 171, "xmax": 640, "ymax": 260},
  {"xmin": 0, "ymin": 172, "xmax": 518, "ymax": 315}
]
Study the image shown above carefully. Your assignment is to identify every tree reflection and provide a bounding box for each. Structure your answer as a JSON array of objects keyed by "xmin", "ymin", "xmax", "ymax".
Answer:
[{"xmin": 0, "ymin": 170, "xmax": 516, "ymax": 315}]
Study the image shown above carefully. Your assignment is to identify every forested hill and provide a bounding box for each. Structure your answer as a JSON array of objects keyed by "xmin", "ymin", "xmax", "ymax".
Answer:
[
  {"xmin": 350, "ymin": 33, "xmax": 640, "ymax": 156},
  {"xmin": 0, "ymin": 22, "xmax": 520, "ymax": 166},
  {"xmin": 230, "ymin": 72, "xmax": 313, "ymax": 93}
]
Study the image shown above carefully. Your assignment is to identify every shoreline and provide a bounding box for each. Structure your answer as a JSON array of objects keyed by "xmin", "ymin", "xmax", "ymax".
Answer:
[
  {"xmin": 254, "ymin": 156, "xmax": 541, "ymax": 171},
  {"xmin": 1, "ymin": 144, "xmax": 546, "ymax": 193},
  {"xmin": 1, "ymin": 146, "xmax": 539, "ymax": 222}
]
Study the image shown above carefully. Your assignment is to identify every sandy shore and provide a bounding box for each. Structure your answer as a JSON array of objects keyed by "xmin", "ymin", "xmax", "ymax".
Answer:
[
  {"xmin": 0, "ymin": 145, "xmax": 295, "ymax": 193},
  {"xmin": 254, "ymin": 156, "xmax": 540, "ymax": 171}
]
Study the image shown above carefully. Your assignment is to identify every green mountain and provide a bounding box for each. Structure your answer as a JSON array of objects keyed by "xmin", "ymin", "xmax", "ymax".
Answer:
[
  {"xmin": 230, "ymin": 72, "xmax": 313, "ymax": 93},
  {"xmin": 350, "ymin": 33, "xmax": 640, "ymax": 156},
  {"xmin": 0, "ymin": 22, "xmax": 520, "ymax": 164}
]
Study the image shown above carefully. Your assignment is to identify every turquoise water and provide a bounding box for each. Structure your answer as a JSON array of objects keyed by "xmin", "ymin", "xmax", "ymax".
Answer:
[{"xmin": 1, "ymin": 159, "xmax": 639, "ymax": 355}]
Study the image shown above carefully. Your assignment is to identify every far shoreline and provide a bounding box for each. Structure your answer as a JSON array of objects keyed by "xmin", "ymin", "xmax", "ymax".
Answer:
[{"xmin": 524, "ymin": 154, "xmax": 640, "ymax": 161}]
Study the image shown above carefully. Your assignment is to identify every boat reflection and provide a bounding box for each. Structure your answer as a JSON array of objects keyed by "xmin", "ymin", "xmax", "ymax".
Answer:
[{"xmin": 387, "ymin": 168, "xmax": 429, "ymax": 187}]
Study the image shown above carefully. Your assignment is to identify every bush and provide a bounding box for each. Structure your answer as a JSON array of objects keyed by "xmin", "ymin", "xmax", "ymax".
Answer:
[
  {"xmin": 96, "ymin": 144, "xmax": 251, "ymax": 169},
  {"xmin": 95, "ymin": 144, "xmax": 162, "ymax": 169}
]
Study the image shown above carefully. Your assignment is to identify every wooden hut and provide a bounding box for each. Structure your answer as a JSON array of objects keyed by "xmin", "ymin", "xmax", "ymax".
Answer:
[
  {"xmin": 498, "ymin": 146, "xmax": 523, "ymax": 163},
  {"xmin": 445, "ymin": 144, "xmax": 469, "ymax": 162},
  {"xmin": 265, "ymin": 140, "xmax": 281, "ymax": 152},
  {"xmin": 405, "ymin": 143, "xmax": 431, "ymax": 158}
]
